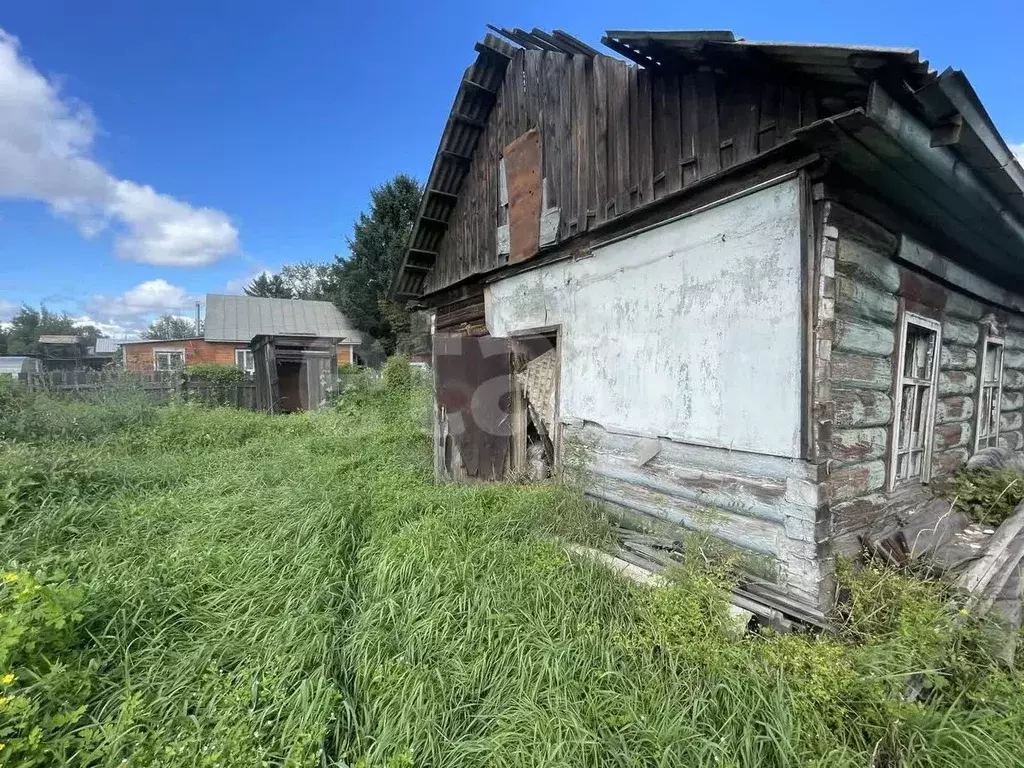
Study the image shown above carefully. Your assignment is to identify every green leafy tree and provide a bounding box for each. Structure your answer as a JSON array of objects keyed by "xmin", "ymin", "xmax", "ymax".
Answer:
[
  {"xmin": 244, "ymin": 273, "xmax": 292, "ymax": 299},
  {"xmin": 5, "ymin": 306, "xmax": 78, "ymax": 355},
  {"xmin": 280, "ymin": 263, "xmax": 333, "ymax": 300},
  {"xmin": 328, "ymin": 174, "xmax": 422, "ymax": 355},
  {"xmin": 143, "ymin": 314, "xmax": 198, "ymax": 340}
]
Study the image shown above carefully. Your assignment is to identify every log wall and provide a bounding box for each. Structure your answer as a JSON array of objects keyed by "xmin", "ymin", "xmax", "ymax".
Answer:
[{"xmin": 813, "ymin": 192, "xmax": 1024, "ymax": 553}]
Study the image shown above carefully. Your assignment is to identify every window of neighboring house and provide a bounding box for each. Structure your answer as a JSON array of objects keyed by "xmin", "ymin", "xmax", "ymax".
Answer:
[
  {"xmin": 889, "ymin": 312, "xmax": 942, "ymax": 489},
  {"xmin": 154, "ymin": 350, "xmax": 185, "ymax": 372},
  {"xmin": 975, "ymin": 334, "xmax": 1004, "ymax": 451},
  {"xmin": 235, "ymin": 349, "xmax": 255, "ymax": 374}
]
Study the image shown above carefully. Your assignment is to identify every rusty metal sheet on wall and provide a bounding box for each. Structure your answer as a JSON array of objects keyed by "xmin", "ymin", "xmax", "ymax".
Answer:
[
  {"xmin": 434, "ymin": 334, "xmax": 511, "ymax": 479},
  {"xmin": 503, "ymin": 128, "xmax": 542, "ymax": 264}
]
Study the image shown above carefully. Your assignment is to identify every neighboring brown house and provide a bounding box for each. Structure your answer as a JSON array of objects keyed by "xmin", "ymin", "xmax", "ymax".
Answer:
[
  {"xmin": 121, "ymin": 294, "xmax": 361, "ymax": 373},
  {"xmin": 393, "ymin": 27, "xmax": 1024, "ymax": 625}
]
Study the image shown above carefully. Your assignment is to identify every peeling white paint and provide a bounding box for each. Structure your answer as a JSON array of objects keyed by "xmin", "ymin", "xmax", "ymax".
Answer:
[{"xmin": 487, "ymin": 178, "xmax": 804, "ymax": 458}]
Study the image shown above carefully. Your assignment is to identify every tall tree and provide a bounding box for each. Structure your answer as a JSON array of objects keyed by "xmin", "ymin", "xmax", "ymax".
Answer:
[
  {"xmin": 329, "ymin": 174, "xmax": 422, "ymax": 354},
  {"xmin": 280, "ymin": 262, "xmax": 332, "ymax": 300},
  {"xmin": 5, "ymin": 306, "xmax": 78, "ymax": 355},
  {"xmin": 143, "ymin": 314, "xmax": 198, "ymax": 340},
  {"xmin": 244, "ymin": 273, "xmax": 293, "ymax": 299}
]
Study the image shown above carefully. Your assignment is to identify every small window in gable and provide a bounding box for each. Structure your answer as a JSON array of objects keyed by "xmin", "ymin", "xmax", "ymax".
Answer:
[
  {"xmin": 976, "ymin": 333, "xmax": 1004, "ymax": 451},
  {"xmin": 889, "ymin": 312, "xmax": 942, "ymax": 489}
]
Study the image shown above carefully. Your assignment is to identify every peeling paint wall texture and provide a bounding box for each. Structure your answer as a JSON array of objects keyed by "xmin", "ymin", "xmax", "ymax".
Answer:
[{"xmin": 487, "ymin": 178, "xmax": 804, "ymax": 458}]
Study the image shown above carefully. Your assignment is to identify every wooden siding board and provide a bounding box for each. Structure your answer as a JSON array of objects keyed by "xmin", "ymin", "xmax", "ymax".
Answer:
[
  {"xmin": 695, "ymin": 70, "xmax": 721, "ymax": 179},
  {"xmin": 679, "ymin": 73, "xmax": 700, "ymax": 187},
  {"xmin": 558, "ymin": 54, "xmax": 574, "ymax": 239},
  {"xmin": 636, "ymin": 68, "xmax": 654, "ymax": 203},
  {"xmin": 662, "ymin": 72, "xmax": 682, "ymax": 194},
  {"xmin": 573, "ymin": 55, "xmax": 592, "ymax": 233},
  {"xmin": 613, "ymin": 61, "xmax": 632, "ymax": 216},
  {"xmin": 592, "ymin": 55, "xmax": 609, "ymax": 221}
]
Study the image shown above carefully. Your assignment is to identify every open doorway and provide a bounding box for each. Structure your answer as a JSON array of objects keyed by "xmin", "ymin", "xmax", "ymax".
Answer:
[{"xmin": 508, "ymin": 329, "xmax": 560, "ymax": 481}]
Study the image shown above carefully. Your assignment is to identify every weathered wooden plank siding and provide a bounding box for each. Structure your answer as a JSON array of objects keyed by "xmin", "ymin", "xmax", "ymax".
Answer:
[
  {"xmin": 566, "ymin": 421, "xmax": 829, "ymax": 612},
  {"xmin": 424, "ymin": 51, "xmax": 829, "ymax": 295},
  {"xmin": 816, "ymin": 198, "xmax": 1024, "ymax": 553}
]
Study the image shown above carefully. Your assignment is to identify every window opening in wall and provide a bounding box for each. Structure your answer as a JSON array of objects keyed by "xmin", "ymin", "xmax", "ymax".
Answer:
[
  {"xmin": 976, "ymin": 334, "xmax": 1004, "ymax": 451},
  {"xmin": 890, "ymin": 313, "xmax": 941, "ymax": 489},
  {"xmin": 154, "ymin": 350, "xmax": 185, "ymax": 372},
  {"xmin": 235, "ymin": 348, "xmax": 255, "ymax": 374}
]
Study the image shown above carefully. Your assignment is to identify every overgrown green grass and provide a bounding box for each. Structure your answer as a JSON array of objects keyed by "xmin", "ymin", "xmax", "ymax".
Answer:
[{"xmin": 2, "ymin": 376, "xmax": 1024, "ymax": 766}]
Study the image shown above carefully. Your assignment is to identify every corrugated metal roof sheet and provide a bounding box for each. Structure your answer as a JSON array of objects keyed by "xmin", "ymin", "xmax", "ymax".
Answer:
[
  {"xmin": 37, "ymin": 334, "xmax": 79, "ymax": 344},
  {"xmin": 601, "ymin": 31, "xmax": 935, "ymax": 90},
  {"xmin": 203, "ymin": 294, "xmax": 363, "ymax": 344},
  {"xmin": 92, "ymin": 338, "xmax": 120, "ymax": 354}
]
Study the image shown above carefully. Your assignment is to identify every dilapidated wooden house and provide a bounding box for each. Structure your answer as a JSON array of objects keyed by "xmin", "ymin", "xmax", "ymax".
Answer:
[{"xmin": 392, "ymin": 27, "xmax": 1024, "ymax": 624}]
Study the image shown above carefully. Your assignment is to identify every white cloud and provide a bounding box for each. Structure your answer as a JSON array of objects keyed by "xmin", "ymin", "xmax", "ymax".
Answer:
[
  {"xmin": 1012, "ymin": 143, "xmax": 1024, "ymax": 164},
  {"xmin": 0, "ymin": 298, "xmax": 18, "ymax": 322},
  {"xmin": 224, "ymin": 268, "xmax": 270, "ymax": 295},
  {"xmin": 82, "ymin": 278, "xmax": 198, "ymax": 338},
  {"xmin": 0, "ymin": 30, "xmax": 239, "ymax": 266}
]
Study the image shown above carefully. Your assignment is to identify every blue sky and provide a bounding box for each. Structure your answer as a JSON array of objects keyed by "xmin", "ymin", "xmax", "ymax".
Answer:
[{"xmin": 1, "ymin": 0, "xmax": 1022, "ymax": 336}]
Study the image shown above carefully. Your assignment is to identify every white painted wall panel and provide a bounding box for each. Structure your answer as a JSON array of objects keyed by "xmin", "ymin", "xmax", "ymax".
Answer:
[{"xmin": 486, "ymin": 178, "xmax": 804, "ymax": 458}]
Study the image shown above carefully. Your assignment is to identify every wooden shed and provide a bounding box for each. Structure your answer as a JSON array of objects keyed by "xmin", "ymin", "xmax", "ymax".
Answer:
[
  {"xmin": 251, "ymin": 335, "xmax": 340, "ymax": 414},
  {"xmin": 392, "ymin": 26, "xmax": 1024, "ymax": 627}
]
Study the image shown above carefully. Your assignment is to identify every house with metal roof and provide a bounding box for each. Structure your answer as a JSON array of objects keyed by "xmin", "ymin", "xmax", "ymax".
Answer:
[
  {"xmin": 393, "ymin": 26, "xmax": 1024, "ymax": 627},
  {"xmin": 120, "ymin": 294, "xmax": 362, "ymax": 379}
]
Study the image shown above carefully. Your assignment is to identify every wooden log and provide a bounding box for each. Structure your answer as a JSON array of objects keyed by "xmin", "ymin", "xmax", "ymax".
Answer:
[
  {"xmin": 834, "ymin": 388, "xmax": 893, "ymax": 428},
  {"xmin": 1001, "ymin": 391, "xmax": 1024, "ymax": 412},
  {"xmin": 935, "ymin": 396, "xmax": 975, "ymax": 424},
  {"xmin": 940, "ymin": 344, "xmax": 978, "ymax": 372},
  {"xmin": 932, "ymin": 447, "xmax": 969, "ymax": 477},
  {"xmin": 835, "ymin": 277, "xmax": 898, "ymax": 324},
  {"xmin": 834, "ymin": 318, "xmax": 895, "ymax": 357},
  {"xmin": 828, "ymin": 201, "xmax": 899, "ymax": 256},
  {"xmin": 830, "ymin": 427, "xmax": 887, "ymax": 462},
  {"xmin": 938, "ymin": 370, "xmax": 977, "ymax": 396},
  {"xmin": 1002, "ymin": 330, "xmax": 1024, "ymax": 352},
  {"xmin": 1003, "ymin": 369, "xmax": 1024, "ymax": 391},
  {"xmin": 944, "ymin": 291, "xmax": 985, "ymax": 321},
  {"xmin": 1000, "ymin": 410, "xmax": 1024, "ymax": 432},
  {"xmin": 942, "ymin": 318, "xmax": 980, "ymax": 347},
  {"xmin": 1004, "ymin": 350, "xmax": 1024, "ymax": 370},
  {"xmin": 998, "ymin": 430, "xmax": 1024, "ymax": 451},
  {"xmin": 835, "ymin": 237, "xmax": 900, "ymax": 294},
  {"xmin": 829, "ymin": 460, "xmax": 886, "ymax": 502},
  {"xmin": 831, "ymin": 352, "xmax": 892, "ymax": 391},
  {"xmin": 933, "ymin": 421, "xmax": 970, "ymax": 451}
]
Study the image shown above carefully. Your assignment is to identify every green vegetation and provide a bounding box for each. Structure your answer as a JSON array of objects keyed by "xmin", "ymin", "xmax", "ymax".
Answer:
[
  {"xmin": 185, "ymin": 363, "xmax": 248, "ymax": 384},
  {"xmin": 2, "ymin": 376, "xmax": 1023, "ymax": 766},
  {"xmin": 948, "ymin": 467, "xmax": 1024, "ymax": 526}
]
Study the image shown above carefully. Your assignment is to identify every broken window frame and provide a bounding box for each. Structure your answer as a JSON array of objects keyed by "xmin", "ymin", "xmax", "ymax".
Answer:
[
  {"xmin": 888, "ymin": 311, "xmax": 942, "ymax": 490},
  {"xmin": 975, "ymin": 332, "xmax": 1004, "ymax": 452}
]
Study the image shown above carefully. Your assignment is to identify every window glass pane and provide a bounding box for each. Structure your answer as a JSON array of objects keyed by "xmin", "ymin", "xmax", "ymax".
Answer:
[
  {"xmin": 910, "ymin": 451, "xmax": 922, "ymax": 478},
  {"xmin": 897, "ymin": 453, "xmax": 909, "ymax": 480},
  {"xmin": 910, "ymin": 385, "xmax": 929, "ymax": 449},
  {"xmin": 983, "ymin": 342, "xmax": 1001, "ymax": 382},
  {"xmin": 899, "ymin": 385, "xmax": 916, "ymax": 450},
  {"xmin": 903, "ymin": 325, "xmax": 936, "ymax": 379}
]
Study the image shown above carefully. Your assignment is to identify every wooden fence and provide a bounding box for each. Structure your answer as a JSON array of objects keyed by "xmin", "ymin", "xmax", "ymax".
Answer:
[{"xmin": 18, "ymin": 370, "xmax": 258, "ymax": 410}]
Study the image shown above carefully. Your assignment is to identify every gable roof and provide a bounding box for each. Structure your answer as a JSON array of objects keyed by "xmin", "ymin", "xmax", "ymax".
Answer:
[
  {"xmin": 393, "ymin": 26, "xmax": 1024, "ymax": 299},
  {"xmin": 37, "ymin": 334, "xmax": 79, "ymax": 344},
  {"xmin": 203, "ymin": 294, "xmax": 362, "ymax": 344}
]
